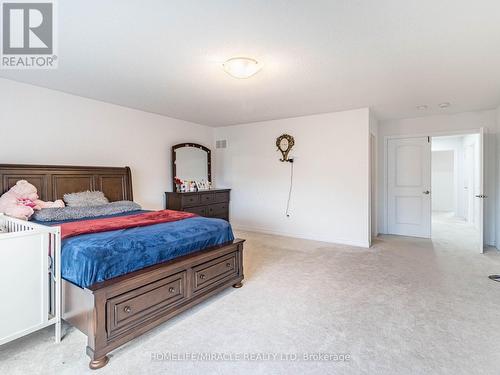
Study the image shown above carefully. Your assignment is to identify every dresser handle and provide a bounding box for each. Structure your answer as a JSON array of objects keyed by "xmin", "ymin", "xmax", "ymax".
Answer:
[
  {"xmin": 226, "ymin": 262, "xmax": 231, "ymax": 268},
  {"xmin": 123, "ymin": 306, "xmax": 132, "ymax": 314},
  {"xmin": 168, "ymin": 287, "xmax": 175, "ymax": 293},
  {"xmin": 199, "ymin": 274, "xmax": 206, "ymax": 280}
]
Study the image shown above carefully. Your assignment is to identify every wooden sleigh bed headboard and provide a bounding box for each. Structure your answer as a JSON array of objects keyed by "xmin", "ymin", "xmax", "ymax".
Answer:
[
  {"xmin": 0, "ymin": 165, "xmax": 245, "ymax": 371},
  {"xmin": 0, "ymin": 164, "xmax": 133, "ymax": 202}
]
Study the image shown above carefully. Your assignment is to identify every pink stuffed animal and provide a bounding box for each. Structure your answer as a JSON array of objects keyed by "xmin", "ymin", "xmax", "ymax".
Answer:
[{"xmin": 0, "ymin": 180, "xmax": 65, "ymax": 220}]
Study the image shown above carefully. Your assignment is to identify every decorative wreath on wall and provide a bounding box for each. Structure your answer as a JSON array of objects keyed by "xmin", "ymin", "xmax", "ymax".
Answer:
[{"xmin": 276, "ymin": 134, "xmax": 295, "ymax": 162}]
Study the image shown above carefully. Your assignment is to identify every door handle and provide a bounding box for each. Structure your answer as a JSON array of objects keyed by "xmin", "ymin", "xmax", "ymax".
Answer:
[
  {"xmin": 423, "ymin": 190, "xmax": 430, "ymax": 195},
  {"xmin": 475, "ymin": 194, "xmax": 488, "ymax": 198}
]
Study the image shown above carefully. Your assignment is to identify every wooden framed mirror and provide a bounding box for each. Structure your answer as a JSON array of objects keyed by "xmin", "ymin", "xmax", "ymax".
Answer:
[{"xmin": 172, "ymin": 143, "xmax": 211, "ymax": 191}]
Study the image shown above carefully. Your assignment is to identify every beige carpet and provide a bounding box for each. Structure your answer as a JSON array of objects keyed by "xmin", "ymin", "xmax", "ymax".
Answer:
[
  {"xmin": 2, "ymin": 226, "xmax": 500, "ymax": 375},
  {"xmin": 432, "ymin": 211, "xmax": 481, "ymax": 251}
]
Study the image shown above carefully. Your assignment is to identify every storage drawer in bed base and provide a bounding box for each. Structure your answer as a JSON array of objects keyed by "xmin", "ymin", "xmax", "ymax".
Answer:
[{"xmin": 62, "ymin": 239, "xmax": 244, "ymax": 368}]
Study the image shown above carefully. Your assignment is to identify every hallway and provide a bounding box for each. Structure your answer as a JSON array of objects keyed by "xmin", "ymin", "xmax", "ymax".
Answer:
[{"xmin": 432, "ymin": 211, "xmax": 480, "ymax": 252}]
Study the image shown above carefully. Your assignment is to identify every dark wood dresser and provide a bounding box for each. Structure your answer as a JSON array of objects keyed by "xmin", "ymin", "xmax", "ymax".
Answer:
[{"xmin": 165, "ymin": 189, "xmax": 230, "ymax": 221}]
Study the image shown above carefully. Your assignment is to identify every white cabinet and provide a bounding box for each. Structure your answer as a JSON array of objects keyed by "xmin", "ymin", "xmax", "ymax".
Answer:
[{"xmin": 0, "ymin": 214, "xmax": 61, "ymax": 345}]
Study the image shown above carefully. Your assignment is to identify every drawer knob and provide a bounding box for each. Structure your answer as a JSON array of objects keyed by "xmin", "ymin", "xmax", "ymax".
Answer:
[
  {"xmin": 226, "ymin": 262, "xmax": 231, "ymax": 268},
  {"xmin": 199, "ymin": 274, "xmax": 206, "ymax": 280},
  {"xmin": 123, "ymin": 306, "xmax": 132, "ymax": 314},
  {"xmin": 169, "ymin": 287, "xmax": 175, "ymax": 293}
]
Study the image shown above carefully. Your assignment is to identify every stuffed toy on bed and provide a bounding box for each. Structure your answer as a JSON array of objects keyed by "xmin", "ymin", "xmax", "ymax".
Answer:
[{"xmin": 0, "ymin": 180, "xmax": 65, "ymax": 220}]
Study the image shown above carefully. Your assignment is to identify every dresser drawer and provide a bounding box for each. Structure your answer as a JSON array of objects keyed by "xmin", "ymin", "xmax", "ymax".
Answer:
[
  {"xmin": 206, "ymin": 202, "xmax": 228, "ymax": 216},
  {"xmin": 106, "ymin": 271, "xmax": 187, "ymax": 338},
  {"xmin": 214, "ymin": 191, "xmax": 229, "ymax": 203},
  {"xmin": 192, "ymin": 253, "xmax": 237, "ymax": 293},
  {"xmin": 184, "ymin": 206, "xmax": 206, "ymax": 216},
  {"xmin": 181, "ymin": 194, "xmax": 200, "ymax": 207},
  {"xmin": 200, "ymin": 193, "xmax": 215, "ymax": 204}
]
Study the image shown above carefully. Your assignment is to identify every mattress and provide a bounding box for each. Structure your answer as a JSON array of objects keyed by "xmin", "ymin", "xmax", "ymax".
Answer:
[{"xmin": 35, "ymin": 212, "xmax": 234, "ymax": 288}]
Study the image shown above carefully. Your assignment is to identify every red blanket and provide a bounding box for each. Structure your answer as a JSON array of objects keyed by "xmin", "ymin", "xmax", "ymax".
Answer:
[{"xmin": 59, "ymin": 210, "xmax": 196, "ymax": 239}]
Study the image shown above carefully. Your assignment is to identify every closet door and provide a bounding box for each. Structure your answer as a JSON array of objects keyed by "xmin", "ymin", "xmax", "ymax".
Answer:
[{"xmin": 387, "ymin": 137, "xmax": 431, "ymax": 238}]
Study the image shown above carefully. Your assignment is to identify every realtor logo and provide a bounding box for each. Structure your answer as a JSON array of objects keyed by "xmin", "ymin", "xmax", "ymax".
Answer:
[{"xmin": 1, "ymin": 0, "xmax": 57, "ymax": 69}]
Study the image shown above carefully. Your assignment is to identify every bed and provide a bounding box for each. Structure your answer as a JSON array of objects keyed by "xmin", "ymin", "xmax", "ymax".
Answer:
[{"xmin": 0, "ymin": 164, "xmax": 244, "ymax": 369}]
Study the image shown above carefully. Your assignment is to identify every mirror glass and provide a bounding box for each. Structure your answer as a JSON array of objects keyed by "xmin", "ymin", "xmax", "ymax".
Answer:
[
  {"xmin": 279, "ymin": 138, "xmax": 289, "ymax": 151},
  {"xmin": 175, "ymin": 146, "xmax": 209, "ymax": 181}
]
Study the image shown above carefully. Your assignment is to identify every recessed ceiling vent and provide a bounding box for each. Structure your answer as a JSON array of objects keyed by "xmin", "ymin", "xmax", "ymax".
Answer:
[{"xmin": 216, "ymin": 140, "xmax": 227, "ymax": 149}]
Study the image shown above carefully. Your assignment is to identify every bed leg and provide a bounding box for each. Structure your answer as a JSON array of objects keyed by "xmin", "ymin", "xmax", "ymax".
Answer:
[
  {"xmin": 232, "ymin": 282, "xmax": 243, "ymax": 288},
  {"xmin": 89, "ymin": 356, "xmax": 109, "ymax": 370}
]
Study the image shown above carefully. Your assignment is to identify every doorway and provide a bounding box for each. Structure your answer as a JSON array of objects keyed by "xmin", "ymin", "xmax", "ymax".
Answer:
[
  {"xmin": 431, "ymin": 134, "xmax": 481, "ymax": 251},
  {"xmin": 386, "ymin": 130, "xmax": 485, "ymax": 252}
]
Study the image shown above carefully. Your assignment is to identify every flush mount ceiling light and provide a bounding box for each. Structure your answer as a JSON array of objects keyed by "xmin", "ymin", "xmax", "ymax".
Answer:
[
  {"xmin": 439, "ymin": 102, "xmax": 451, "ymax": 109},
  {"xmin": 416, "ymin": 105, "xmax": 428, "ymax": 110},
  {"xmin": 222, "ymin": 57, "xmax": 262, "ymax": 79}
]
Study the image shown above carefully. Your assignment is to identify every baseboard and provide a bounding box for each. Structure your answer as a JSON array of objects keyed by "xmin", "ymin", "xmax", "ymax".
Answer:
[{"xmin": 232, "ymin": 225, "xmax": 370, "ymax": 248}]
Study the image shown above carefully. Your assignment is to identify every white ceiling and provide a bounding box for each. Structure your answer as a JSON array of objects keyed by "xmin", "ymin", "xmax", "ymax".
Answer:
[{"xmin": 2, "ymin": 0, "xmax": 500, "ymax": 126}]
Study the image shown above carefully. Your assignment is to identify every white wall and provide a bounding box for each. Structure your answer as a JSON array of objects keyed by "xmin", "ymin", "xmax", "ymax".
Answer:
[
  {"xmin": 0, "ymin": 79, "xmax": 214, "ymax": 209},
  {"xmin": 2, "ymin": 79, "xmax": 496, "ymax": 248},
  {"xmin": 378, "ymin": 110, "xmax": 498, "ymax": 246},
  {"xmin": 431, "ymin": 136, "xmax": 468, "ymax": 218},
  {"xmin": 431, "ymin": 150, "xmax": 455, "ymax": 212},
  {"xmin": 215, "ymin": 108, "xmax": 371, "ymax": 247}
]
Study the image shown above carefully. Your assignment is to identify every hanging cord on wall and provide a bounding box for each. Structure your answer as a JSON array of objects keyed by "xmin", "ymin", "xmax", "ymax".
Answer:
[{"xmin": 286, "ymin": 159, "xmax": 294, "ymax": 217}]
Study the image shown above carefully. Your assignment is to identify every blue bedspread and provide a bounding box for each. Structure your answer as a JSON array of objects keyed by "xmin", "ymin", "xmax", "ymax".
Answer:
[{"xmin": 35, "ymin": 213, "xmax": 234, "ymax": 288}]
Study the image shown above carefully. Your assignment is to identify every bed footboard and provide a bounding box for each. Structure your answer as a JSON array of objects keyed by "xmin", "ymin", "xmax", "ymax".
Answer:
[{"xmin": 63, "ymin": 239, "xmax": 244, "ymax": 369}]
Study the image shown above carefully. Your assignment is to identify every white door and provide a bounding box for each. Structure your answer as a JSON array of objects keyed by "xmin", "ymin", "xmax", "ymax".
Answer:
[
  {"xmin": 370, "ymin": 134, "xmax": 377, "ymax": 243},
  {"xmin": 464, "ymin": 144, "xmax": 474, "ymax": 224},
  {"xmin": 477, "ymin": 128, "xmax": 485, "ymax": 253},
  {"xmin": 387, "ymin": 137, "xmax": 431, "ymax": 238}
]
